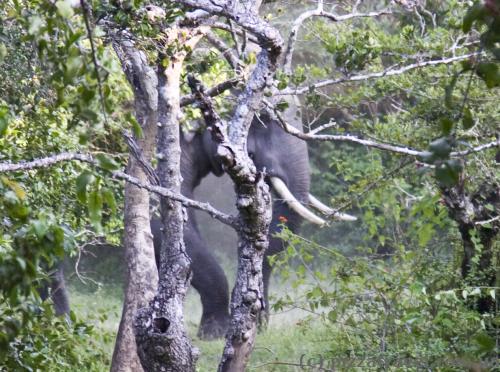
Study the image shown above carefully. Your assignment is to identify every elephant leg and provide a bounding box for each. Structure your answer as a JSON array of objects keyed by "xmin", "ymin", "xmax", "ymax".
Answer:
[
  {"xmin": 185, "ymin": 227, "xmax": 230, "ymax": 339},
  {"xmin": 39, "ymin": 261, "xmax": 70, "ymax": 316},
  {"xmin": 50, "ymin": 263, "xmax": 70, "ymax": 316}
]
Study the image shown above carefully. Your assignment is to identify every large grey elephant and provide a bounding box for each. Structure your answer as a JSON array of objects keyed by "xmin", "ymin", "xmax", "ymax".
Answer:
[
  {"xmin": 44, "ymin": 104, "xmax": 354, "ymax": 339},
  {"xmin": 150, "ymin": 104, "xmax": 354, "ymax": 339}
]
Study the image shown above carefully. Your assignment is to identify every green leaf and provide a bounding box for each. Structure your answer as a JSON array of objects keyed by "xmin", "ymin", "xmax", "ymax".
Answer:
[
  {"xmin": 15, "ymin": 257, "xmax": 26, "ymax": 271},
  {"xmin": 327, "ymin": 310, "xmax": 337, "ymax": 322},
  {"xmin": 95, "ymin": 154, "xmax": 120, "ymax": 171},
  {"xmin": 102, "ymin": 188, "xmax": 117, "ymax": 213},
  {"xmin": 32, "ymin": 220, "xmax": 48, "ymax": 239},
  {"xmin": 489, "ymin": 289, "xmax": 496, "ymax": 300},
  {"xmin": 1, "ymin": 176, "xmax": 26, "ymax": 199},
  {"xmin": 76, "ymin": 171, "xmax": 94, "ymax": 203},
  {"xmin": 127, "ymin": 113, "xmax": 143, "ymax": 138},
  {"xmin": 435, "ymin": 160, "xmax": 462, "ymax": 187},
  {"xmin": 56, "ymin": 1, "xmax": 75, "ymax": 19},
  {"xmin": 474, "ymin": 332, "xmax": 495, "ymax": 352},
  {"xmin": 429, "ymin": 137, "xmax": 451, "ymax": 159},
  {"xmin": 0, "ymin": 43, "xmax": 7, "ymax": 63},
  {"xmin": 64, "ymin": 55, "xmax": 83, "ymax": 82},
  {"xmin": 0, "ymin": 104, "xmax": 10, "ymax": 137},
  {"xmin": 462, "ymin": 2, "xmax": 484, "ymax": 33},
  {"xmin": 88, "ymin": 187, "xmax": 103, "ymax": 230},
  {"xmin": 476, "ymin": 62, "xmax": 500, "ymax": 88},
  {"xmin": 276, "ymin": 100, "xmax": 289, "ymax": 112},
  {"xmin": 439, "ymin": 117, "xmax": 454, "ymax": 135},
  {"xmin": 462, "ymin": 108, "xmax": 474, "ymax": 130}
]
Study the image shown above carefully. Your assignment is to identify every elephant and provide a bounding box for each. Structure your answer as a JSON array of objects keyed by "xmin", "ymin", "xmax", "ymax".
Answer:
[
  {"xmin": 43, "ymin": 100, "xmax": 355, "ymax": 339},
  {"xmin": 150, "ymin": 102, "xmax": 354, "ymax": 339}
]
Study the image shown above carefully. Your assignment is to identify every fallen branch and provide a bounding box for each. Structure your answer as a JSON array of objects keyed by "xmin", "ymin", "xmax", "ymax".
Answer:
[{"xmin": 0, "ymin": 152, "xmax": 237, "ymax": 228}]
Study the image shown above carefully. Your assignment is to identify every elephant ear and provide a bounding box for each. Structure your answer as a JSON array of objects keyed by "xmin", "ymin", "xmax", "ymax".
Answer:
[
  {"xmin": 182, "ymin": 120, "xmax": 204, "ymax": 144},
  {"xmin": 183, "ymin": 130, "xmax": 196, "ymax": 143},
  {"xmin": 202, "ymin": 130, "xmax": 225, "ymax": 176}
]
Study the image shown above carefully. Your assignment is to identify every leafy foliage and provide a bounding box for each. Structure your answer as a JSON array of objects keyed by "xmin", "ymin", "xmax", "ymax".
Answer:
[
  {"xmin": 0, "ymin": 0, "xmax": 498, "ymax": 369},
  {"xmin": 272, "ymin": 226, "xmax": 498, "ymax": 369}
]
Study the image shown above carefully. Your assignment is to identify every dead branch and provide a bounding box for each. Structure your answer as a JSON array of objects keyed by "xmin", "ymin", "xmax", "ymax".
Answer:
[
  {"xmin": 180, "ymin": 77, "xmax": 242, "ymax": 107},
  {"xmin": 264, "ymin": 100, "xmax": 499, "ymax": 158}
]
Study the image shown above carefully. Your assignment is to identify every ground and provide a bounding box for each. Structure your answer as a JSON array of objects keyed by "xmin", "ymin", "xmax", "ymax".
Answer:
[{"xmin": 69, "ymin": 281, "xmax": 330, "ymax": 371}]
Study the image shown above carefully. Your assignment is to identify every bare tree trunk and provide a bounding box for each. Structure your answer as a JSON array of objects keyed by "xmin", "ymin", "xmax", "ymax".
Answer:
[
  {"xmin": 180, "ymin": 2, "xmax": 283, "ymax": 369},
  {"xmin": 441, "ymin": 179, "xmax": 499, "ymax": 313},
  {"xmin": 111, "ymin": 40, "xmax": 159, "ymax": 372},
  {"xmin": 133, "ymin": 29, "xmax": 204, "ymax": 371}
]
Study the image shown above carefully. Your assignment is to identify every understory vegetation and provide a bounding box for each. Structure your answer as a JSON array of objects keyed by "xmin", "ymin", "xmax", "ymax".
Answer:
[{"xmin": 1, "ymin": 0, "xmax": 499, "ymax": 370}]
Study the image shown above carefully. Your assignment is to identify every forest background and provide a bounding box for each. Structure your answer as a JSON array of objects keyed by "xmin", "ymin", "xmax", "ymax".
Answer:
[{"xmin": 0, "ymin": 0, "xmax": 498, "ymax": 370}]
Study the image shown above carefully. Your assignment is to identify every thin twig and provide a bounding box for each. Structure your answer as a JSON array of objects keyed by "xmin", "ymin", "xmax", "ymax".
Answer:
[
  {"xmin": 80, "ymin": 0, "xmax": 109, "ymax": 128},
  {"xmin": 180, "ymin": 77, "xmax": 241, "ymax": 106}
]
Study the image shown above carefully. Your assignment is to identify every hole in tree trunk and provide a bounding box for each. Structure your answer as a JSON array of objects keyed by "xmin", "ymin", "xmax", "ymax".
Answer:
[{"xmin": 154, "ymin": 317, "xmax": 170, "ymax": 333}]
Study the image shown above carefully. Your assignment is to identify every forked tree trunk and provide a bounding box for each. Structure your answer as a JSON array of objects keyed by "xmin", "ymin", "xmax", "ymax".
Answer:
[{"xmin": 111, "ymin": 40, "xmax": 159, "ymax": 372}]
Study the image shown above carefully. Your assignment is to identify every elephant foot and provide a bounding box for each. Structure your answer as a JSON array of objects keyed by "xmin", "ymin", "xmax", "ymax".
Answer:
[{"xmin": 198, "ymin": 313, "xmax": 229, "ymax": 340}]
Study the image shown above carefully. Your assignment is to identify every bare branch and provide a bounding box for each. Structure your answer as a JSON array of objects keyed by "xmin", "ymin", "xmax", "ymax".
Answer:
[
  {"xmin": 206, "ymin": 31, "xmax": 242, "ymax": 70},
  {"xmin": 80, "ymin": 0, "xmax": 109, "ymax": 127},
  {"xmin": 474, "ymin": 215, "xmax": 500, "ymax": 226},
  {"xmin": 122, "ymin": 130, "xmax": 160, "ymax": 185},
  {"xmin": 265, "ymin": 100, "xmax": 499, "ymax": 158},
  {"xmin": 0, "ymin": 152, "xmax": 237, "ymax": 228},
  {"xmin": 452, "ymin": 139, "xmax": 500, "ymax": 156},
  {"xmin": 284, "ymin": 4, "xmax": 392, "ymax": 73},
  {"xmin": 180, "ymin": 77, "xmax": 241, "ymax": 107},
  {"xmin": 281, "ymin": 53, "xmax": 481, "ymax": 95},
  {"xmin": 228, "ymin": 19, "xmax": 242, "ymax": 58}
]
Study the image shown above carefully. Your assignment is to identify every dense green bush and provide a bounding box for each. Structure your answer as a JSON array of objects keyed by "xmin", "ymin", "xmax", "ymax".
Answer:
[{"xmin": 272, "ymin": 225, "xmax": 498, "ymax": 370}]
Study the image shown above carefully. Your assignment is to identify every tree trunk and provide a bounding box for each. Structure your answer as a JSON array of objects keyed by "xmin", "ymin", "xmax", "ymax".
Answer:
[
  {"xmin": 133, "ymin": 29, "xmax": 204, "ymax": 371},
  {"xmin": 441, "ymin": 180, "xmax": 499, "ymax": 313},
  {"xmin": 110, "ymin": 39, "xmax": 159, "ymax": 372}
]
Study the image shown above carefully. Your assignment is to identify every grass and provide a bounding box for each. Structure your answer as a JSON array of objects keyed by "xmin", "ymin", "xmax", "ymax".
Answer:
[
  {"xmin": 64, "ymin": 240, "xmax": 333, "ymax": 371},
  {"xmin": 67, "ymin": 280, "xmax": 330, "ymax": 371}
]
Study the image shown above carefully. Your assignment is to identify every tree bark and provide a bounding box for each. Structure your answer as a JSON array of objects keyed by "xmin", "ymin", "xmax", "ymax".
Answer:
[
  {"xmin": 133, "ymin": 28, "xmax": 204, "ymax": 371},
  {"xmin": 441, "ymin": 179, "xmax": 499, "ymax": 313},
  {"xmin": 180, "ymin": 1, "xmax": 283, "ymax": 369},
  {"xmin": 111, "ymin": 39, "xmax": 159, "ymax": 372}
]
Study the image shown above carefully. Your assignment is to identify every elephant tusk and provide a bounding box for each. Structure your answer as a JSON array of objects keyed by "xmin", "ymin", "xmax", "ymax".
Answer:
[
  {"xmin": 308, "ymin": 194, "xmax": 357, "ymax": 221},
  {"xmin": 270, "ymin": 177, "xmax": 326, "ymax": 226}
]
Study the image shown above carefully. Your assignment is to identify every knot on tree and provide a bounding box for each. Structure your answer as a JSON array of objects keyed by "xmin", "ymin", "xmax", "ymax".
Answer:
[
  {"xmin": 153, "ymin": 316, "xmax": 170, "ymax": 333},
  {"xmin": 216, "ymin": 145, "xmax": 235, "ymax": 167},
  {"xmin": 242, "ymin": 291, "xmax": 257, "ymax": 304},
  {"xmin": 254, "ymin": 239, "xmax": 267, "ymax": 251}
]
